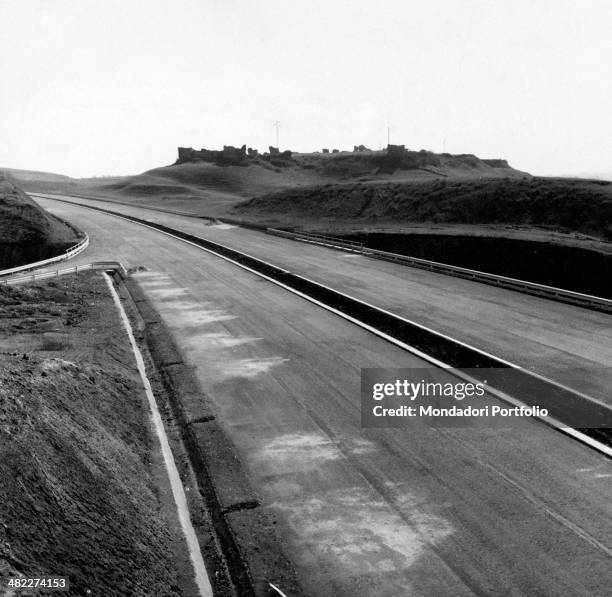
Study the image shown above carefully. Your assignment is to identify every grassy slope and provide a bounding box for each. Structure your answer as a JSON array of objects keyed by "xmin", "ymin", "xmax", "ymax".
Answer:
[
  {"xmin": 8, "ymin": 152, "xmax": 611, "ymax": 245},
  {"xmin": 1, "ymin": 167, "xmax": 72, "ymax": 183},
  {"xmin": 235, "ymin": 177, "xmax": 612, "ymax": 241},
  {"xmin": 9, "ymin": 149, "xmax": 526, "ymax": 216}
]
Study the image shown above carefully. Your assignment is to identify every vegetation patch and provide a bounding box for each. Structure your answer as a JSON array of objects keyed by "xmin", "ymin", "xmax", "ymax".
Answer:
[{"xmin": 237, "ymin": 177, "xmax": 612, "ymax": 240}]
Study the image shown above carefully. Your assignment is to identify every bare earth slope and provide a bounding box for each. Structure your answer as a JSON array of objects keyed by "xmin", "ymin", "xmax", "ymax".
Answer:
[
  {"xmin": 0, "ymin": 273, "xmax": 186, "ymax": 596},
  {"xmin": 0, "ymin": 175, "xmax": 78, "ymax": 269}
]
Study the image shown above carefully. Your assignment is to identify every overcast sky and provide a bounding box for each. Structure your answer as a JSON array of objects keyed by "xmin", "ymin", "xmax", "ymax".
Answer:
[{"xmin": 1, "ymin": 0, "xmax": 611, "ymax": 178}]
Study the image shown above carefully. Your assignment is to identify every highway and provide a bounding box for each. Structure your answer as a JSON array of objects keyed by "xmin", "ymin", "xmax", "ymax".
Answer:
[
  {"xmin": 36, "ymin": 197, "xmax": 612, "ymax": 596},
  {"xmin": 35, "ymin": 194, "xmax": 612, "ymax": 403}
]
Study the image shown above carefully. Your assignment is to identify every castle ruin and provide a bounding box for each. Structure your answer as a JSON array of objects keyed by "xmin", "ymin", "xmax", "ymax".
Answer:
[
  {"xmin": 176, "ymin": 144, "xmax": 292, "ymax": 165},
  {"xmin": 177, "ymin": 145, "xmax": 248, "ymax": 165}
]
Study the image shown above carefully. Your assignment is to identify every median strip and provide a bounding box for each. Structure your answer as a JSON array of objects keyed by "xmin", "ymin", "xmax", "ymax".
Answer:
[{"xmin": 37, "ymin": 195, "xmax": 612, "ymax": 457}]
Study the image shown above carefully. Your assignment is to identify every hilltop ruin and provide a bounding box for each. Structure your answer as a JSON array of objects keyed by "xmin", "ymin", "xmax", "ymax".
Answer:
[
  {"xmin": 176, "ymin": 145, "xmax": 293, "ymax": 165},
  {"xmin": 174, "ymin": 144, "xmax": 513, "ymax": 176}
]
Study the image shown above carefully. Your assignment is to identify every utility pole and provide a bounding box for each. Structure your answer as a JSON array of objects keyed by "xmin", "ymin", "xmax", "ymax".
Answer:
[
  {"xmin": 387, "ymin": 125, "xmax": 390, "ymax": 146},
  {"xmin": 274, "ymin": 121, "xmax": 280, "ymax": 149}
]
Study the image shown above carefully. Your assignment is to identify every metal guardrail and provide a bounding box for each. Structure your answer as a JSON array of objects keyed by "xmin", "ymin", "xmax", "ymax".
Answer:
[
  {"xmin": 363, "ymin": 248, "xmax": 612, "ymax": 312},
  {"xmin": 0, "ymin": 233, "xmax": 90, "ymax": 278},
  {"xmin": 1, "ymin": 261, "xmax": 126, "ymax": 285},
  {"xmin": 25, "ymin": 196, "xmax": 612, "ymax": 455},
  {"xmin": 267, "ymin": 227, "xmax": 363, "ymax": 252},
  {"xmin": 28, "ymin": 193, "xmax": 610, "ymax": 313},
  {"xmin": 266, "ymin": 228, "xmax": 612, "ymax": 313}
]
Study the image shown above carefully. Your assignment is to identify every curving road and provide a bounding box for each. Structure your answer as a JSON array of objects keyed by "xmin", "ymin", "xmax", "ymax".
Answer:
[
  {"xmin": 34, "ymin": 193, "xmax": 612, "ymax": 403},
  {"xmin": 36, "ymin": 196, "xmax": 612, "ymax": 597}
]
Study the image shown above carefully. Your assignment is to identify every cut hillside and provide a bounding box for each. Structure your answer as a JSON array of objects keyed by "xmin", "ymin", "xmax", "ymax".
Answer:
[
  {"xmin": 0, "ymin": 174, "xmax": 79, "ymax": 270},
  {"xmin": 235, "ymin": 177, "xmax": 612, "ymax": 241}
]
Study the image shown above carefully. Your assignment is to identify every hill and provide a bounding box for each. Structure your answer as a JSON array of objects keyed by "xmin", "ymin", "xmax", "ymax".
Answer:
[
  {"xmin": 142, "ymin": 147, "xmax": 526, "ymax": 203},
  {"xmin": 4, "ymin": 147, "xmax": 528, "ymax": 216},
  {"xmin": 1, "ymin": 167, "xmax": 73, "ymax": 183},
  {"xmin": 0, "ymin": 174, "xmax": 78, "ymax": 269}
]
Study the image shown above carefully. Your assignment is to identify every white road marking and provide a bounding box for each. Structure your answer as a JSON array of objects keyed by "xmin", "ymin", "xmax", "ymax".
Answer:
[
  {"xmin": 208, "ymin": 223, "xmax": 237, "ymax": 230},
  {"xmin": 40, "ymin": 197, "xmax": 612, "ymax": 459},
  {"xmin": 269, "ymin": 582, "xmax": 289, "ymax": 597},
  {"xmin": 104, "ymin": 273, "xmax": 213, "ymax": 597}
]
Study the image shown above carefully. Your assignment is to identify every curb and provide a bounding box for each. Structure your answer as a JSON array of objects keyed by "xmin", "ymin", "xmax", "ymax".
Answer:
[
  {"xmin": 37, "ymin": 194, "xmax": 612, "ymax": 454},
  {"xmin": 122, "ymin": 276, "xmax": 304, "ymax": 597}
]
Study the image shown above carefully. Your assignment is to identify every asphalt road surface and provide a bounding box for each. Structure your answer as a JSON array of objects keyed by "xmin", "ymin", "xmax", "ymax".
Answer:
[
  {"xmin": 36, "ymin": 197, "xmax": 612, "ymax": 596},
  {"xmin": 36, "ymin": 194, "xmax": 612, "ymax": 403}
]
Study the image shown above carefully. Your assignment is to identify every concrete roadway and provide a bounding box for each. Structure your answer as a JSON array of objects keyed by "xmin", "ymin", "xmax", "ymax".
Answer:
[
  {"xmin": 36, "ymin": 194, "xmax": 612, "ymax": 403},
  {"xmin": 36, "ymin": 197, "xmax": 612, "ymax": 596}
]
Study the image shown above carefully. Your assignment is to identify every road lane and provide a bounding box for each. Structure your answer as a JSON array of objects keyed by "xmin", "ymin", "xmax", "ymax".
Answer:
[
  {"xmin": 35, "ymin": 194, "xmax": 612, "ymax": 403},
  {"xmin": 37, "ymin": 197, "xmax": 612, "ymax": 596}
]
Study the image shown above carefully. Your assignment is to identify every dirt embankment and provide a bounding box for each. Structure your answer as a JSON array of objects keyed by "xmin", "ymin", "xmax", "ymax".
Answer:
[
  {"xmin": 0, "ymin": 274, "xmax": 185, "ymax": 596},
  {"xmin": 235, "ymin": 177, "xmax": 612, "ymax": 241},
  {"xmin": 341, "ymin": 231, "xmax": 612, "ymax": 297},
  {"xmin": 0, "ymin": 175, "xmax": 79, "ymax": 270}
]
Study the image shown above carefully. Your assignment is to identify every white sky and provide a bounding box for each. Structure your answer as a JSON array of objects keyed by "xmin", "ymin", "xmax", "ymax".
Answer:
[{"xmin": 1, "ymin": 0, "xmax": 611, "ymax": 178}]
